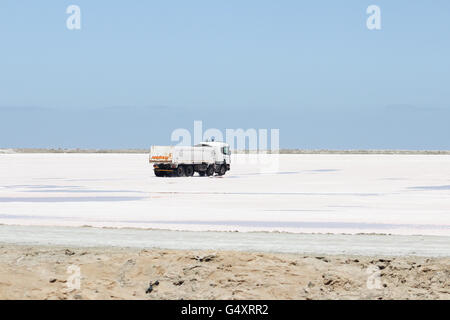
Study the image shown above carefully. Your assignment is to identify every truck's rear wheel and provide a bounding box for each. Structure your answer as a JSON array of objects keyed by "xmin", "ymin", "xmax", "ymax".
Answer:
[
  {"xmin": 175, "ymin": 166, "xmax": 185, "ymax": 177},
  {"xmin": 185, "ymin": 165, "xmax": 194, "ymax": 176},
  {"xmin": 198, "ymin": 171, "xmax": 206, "ymax": 176},
  {"xmin": 218, "ymin": 165, "xmax": 227, "ymax": 176},
  {"xmin": 154, "ymin": 170, "xmax": 164, "ymax": 177},
  {"xmin": 206, "ymin": 165, "xmax": 215, "ymax": 176}
]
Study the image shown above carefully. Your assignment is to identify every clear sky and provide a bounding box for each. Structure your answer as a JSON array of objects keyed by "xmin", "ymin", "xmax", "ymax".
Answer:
[{"xmin": 1, "ymin": 1, "xmax": 449, "ymax": 149}]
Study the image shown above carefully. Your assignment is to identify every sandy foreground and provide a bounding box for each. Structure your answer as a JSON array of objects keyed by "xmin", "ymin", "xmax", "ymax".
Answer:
[{"xmin": 0, "ymin": 244, "xmax": 448, "ymax": 300}]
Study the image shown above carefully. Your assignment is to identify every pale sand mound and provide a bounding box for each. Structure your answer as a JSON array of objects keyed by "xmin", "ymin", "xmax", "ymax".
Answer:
[{"xmin": 0, "ymin": 244, "xmax": 448, "ymax": 300}]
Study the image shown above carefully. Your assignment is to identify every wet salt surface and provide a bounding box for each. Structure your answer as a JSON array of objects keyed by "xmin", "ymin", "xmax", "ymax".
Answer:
[
  {"xmin": 0, "ymin": 225, "xmax": 448, "ymax": 257},
  {"xmin": 409, "ymin": 185, "xmax": 450, "ymax": 191},
  {"xmin": 1, "ymin": 154, "xmax": 450, "ymax": 237},
  {"xmin": 0, "ymin": 196, "xmax": 145, "ymax": 202},
  {"xmin": 148, "ymin": 191, "xmax": 383, "ymax": 196},
  {"xmin": 120, "ymin": 220, "xmax": 450, "ymax": 231},
  {"xmin": 1, "ymin": 213, "xmax": 448, "ymax": 231},
  {"xmin": 4, "ymin": 185, "xmax": 142, "ymax": 193}
]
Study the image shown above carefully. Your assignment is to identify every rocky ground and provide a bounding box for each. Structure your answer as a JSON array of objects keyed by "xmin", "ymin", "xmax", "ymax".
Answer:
[{"xmin": 0, "ymin": 244, "xmax": 448, "ymax": 300}]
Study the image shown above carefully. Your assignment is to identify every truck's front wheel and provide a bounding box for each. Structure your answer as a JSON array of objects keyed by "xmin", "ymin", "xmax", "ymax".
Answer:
[{"xmin": 218, "ymin": 165, "xmax": 227, "ymax": 176}]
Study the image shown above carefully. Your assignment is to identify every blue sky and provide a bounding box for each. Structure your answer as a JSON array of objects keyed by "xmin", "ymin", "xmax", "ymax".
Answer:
[{"xmin": 1, "ymin": 1, "xmax": 449, "ymax": 149}]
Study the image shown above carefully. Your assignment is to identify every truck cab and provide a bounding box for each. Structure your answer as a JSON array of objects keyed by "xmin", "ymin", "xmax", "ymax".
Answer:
[{"xmin": 195, "ymin": 141, "xmax": 231, "ymax": 173}]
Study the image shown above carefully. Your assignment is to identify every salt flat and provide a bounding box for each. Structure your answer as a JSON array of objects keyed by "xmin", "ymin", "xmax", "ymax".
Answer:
[
  {"xmin": 1, "ymin": 225, "xmax": 449, "ymax": 257},
  {"xmin": 0, "ymin": 153, "xmax": 449, "ymax": 236}
]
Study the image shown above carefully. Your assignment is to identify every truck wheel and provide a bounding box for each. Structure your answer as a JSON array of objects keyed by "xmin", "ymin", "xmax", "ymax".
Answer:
[
  {"xmin": 218, "ymin": 165, "xmax": 227, "ymax": 176},
  {"xmin": 185, "ymin": 165, "xmax": 194, "ymax": 176},
  {"xmin": 206, "ymin": 165, "xmax": 215, "ymax": 176},
  {"xmin": 175, "ymin": 166, "xmax": 185, "ymax": 177},
  {"xmin": 198, "ymin": 171, "xmax": 206, "ymax": 176},
  {"xmin": 154, "ymin": 170, "xmax": 164, "ymax": 177}
]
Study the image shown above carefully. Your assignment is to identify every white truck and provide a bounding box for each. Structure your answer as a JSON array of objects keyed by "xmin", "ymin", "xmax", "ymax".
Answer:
[{"xmin": 149, "ymin": 141, "xmax": 231, "ymax": 177}]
